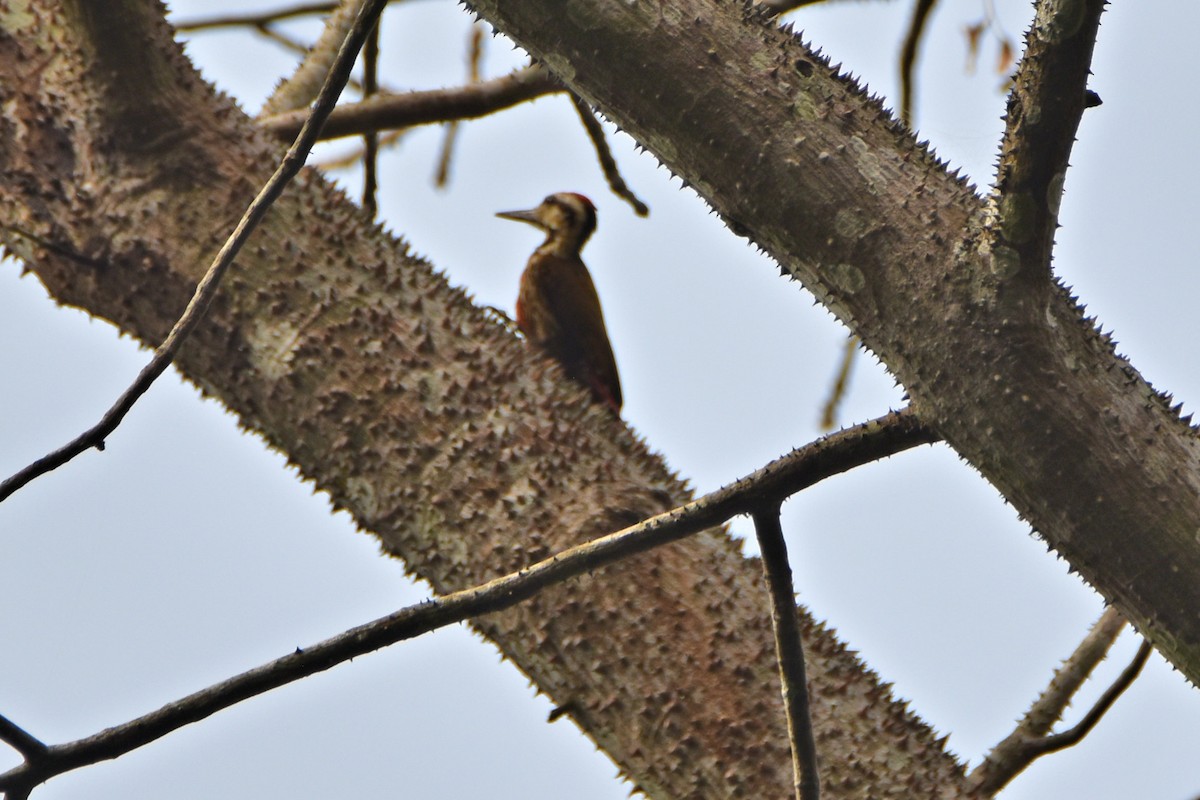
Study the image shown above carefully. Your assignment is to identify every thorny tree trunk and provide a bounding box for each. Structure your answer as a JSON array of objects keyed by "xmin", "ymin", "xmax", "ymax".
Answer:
[
  {"xmin": 1, "ymin": 0, "xmax": 1194, "ymax": 798},
  {"xmin": 1, "ymin": 1, "xmax": 969, "ymax": 798},
  {"xmin": 463, "ymin": 0, "xmax": 1200, "ymax": 678}
]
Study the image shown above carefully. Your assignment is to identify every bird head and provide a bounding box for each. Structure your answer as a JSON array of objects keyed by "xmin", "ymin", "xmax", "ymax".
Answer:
[{"xmin": 496, "ymin": 192, "xmax": 597, "ymax": 255}]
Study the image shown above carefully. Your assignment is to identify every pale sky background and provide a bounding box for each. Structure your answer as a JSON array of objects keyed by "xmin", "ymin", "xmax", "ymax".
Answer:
[{"xmin": 2, "ymin": 1, "xmax": 1199, "ymax": 798}]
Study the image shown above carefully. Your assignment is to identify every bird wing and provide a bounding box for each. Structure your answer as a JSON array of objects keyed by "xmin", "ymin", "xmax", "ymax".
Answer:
[{"xmin": 530, "ymin": 257, "xmax": 623, "ymax": 412}]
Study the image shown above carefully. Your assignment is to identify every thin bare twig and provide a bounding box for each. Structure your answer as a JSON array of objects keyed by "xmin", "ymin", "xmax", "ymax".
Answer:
[
  {"xmin": 0, "ymin": 409, "xmax": 936, "ymax": 792},
  {"xmin": 570, "ymin": 95, "xmax": 649, "ymax": 217},
  {"xmin": 259, "ymin": 64, "xmax": 563, "ymax": 141},
  {"xmin": 0, "ymin": 714, "xmax": 47, "ymax": 761},
  {"xmin": 253, "ymin": 22, "xmax": 314, "ymax": 55},
  {"xmin": 969, "ymin": 608, "xmax": 1148, "ymax": 794},
  {"xmin": 433, "ymin": 113, "xmax": 462, "ymax": 187},
  {"xmin": 898, "ymin": 0, "xmax": 937, "ymax": 127},
  {"xmin": 819, "ymin": 334, "xmax": 858, "ymax": 431},
  {"xmin": 361, "ymin": 20, "xmax": 381, "ymax": 216},
  {"xmin": 753, "ymin": 504, "xmax": 820, "ymax": 800},
  {"xmin": 1029, "ymin": 639, "xmax": 1151, "ymax": 754},
  {"xmin": 434, "ymin": 24, "xmax": 484, "ymax": 187},
  {"xmin": 316, "ymin": 128, "xmax": 408, "ymax": 170},
  {"xmin": 252, "ymin": 24, "xmax": 367, "ymax": 96},
  {"xmin": 0, "ymin": 0, "xmax": 389, "ymax": 504},
  {"xmin": 173, "ymin": 1, "xmax": 340, "ymax": 31}
]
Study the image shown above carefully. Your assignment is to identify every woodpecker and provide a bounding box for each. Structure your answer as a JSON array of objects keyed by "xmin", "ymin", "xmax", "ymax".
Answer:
[{"xmin": 496, "ymin": 192, "xmax": 622, "ymax": 414}]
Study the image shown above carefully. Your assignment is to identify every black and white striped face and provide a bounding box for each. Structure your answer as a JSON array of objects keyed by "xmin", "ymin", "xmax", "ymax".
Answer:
[{"xmin": 497, "ymin": 192, "xmax": 597, "ymax": 254}]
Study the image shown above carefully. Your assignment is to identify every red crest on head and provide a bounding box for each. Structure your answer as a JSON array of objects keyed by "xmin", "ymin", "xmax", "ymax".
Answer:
[{"xmin": 565, "ymin": 193, "xmax": 595, "ymax": 212}]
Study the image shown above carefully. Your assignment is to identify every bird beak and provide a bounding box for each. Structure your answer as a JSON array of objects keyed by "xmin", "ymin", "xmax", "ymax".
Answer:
[{"xmin": 495, "ymin": 208, "xmax": 543, "ymax": 227}]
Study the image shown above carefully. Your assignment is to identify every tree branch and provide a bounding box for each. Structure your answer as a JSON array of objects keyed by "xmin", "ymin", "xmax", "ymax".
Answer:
[
  {"xmin": 173, "ymin": 1, "xmax": 342, "ymax": 31},
  {"xmin": 991, "ymin": 0, "xmax": 1104, "ymax": 284},
  {"xmin": 360, "ymin": 19, "xmax": 381, "ymax": 215},
  {"xmin": 898, "ymin": 0, "xmax": 937, "ymax": 126},
  {"xmin": 570, "ymin": 95, "xmax": 650, "ymax": 217},
  {"xmin": 1027, "ymin": 640, "xmax": 1151, "ymax": 754},
  {"xmin": 0, "ymin": 714, "xmax": 47, "ymax": 761},
  {"xmin": 0, "ymin": 409, "xmax": 934, "ymax": 794},
  {"xmin": 258, "ymin": 64, "xmax": 563, "ymax": 140},
  {"xmin": 461, "ymin": 0, "xmax": 1200, "ymax": 684},
  {"xmin": 0, "ymin": 0, "xmax": 388, "ymax": 504},
  {"xmin": 259, "ymin": 0, "xmax": 366, "ymax": 117},
  {"xmin": 970, "ymin": 609, "xmax": 1149, "ymax": 794},
  {"xmin": 316, "ymin": 127, "xmax": 409, "ymax": 169},
  {"xmin": 819, "ymin": 335, "xmax": 858, "ymax": 430},
  {"xmin": 434, "ymin": 24, "xmax": 484, "ymax": 188},
  {"xmin": 753, "ymin": 504, "xmax": 820, "ymax": 800},
  {"xmin": 7, "ymin": 0, "xmax": 1159, "ymax": 791}
]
